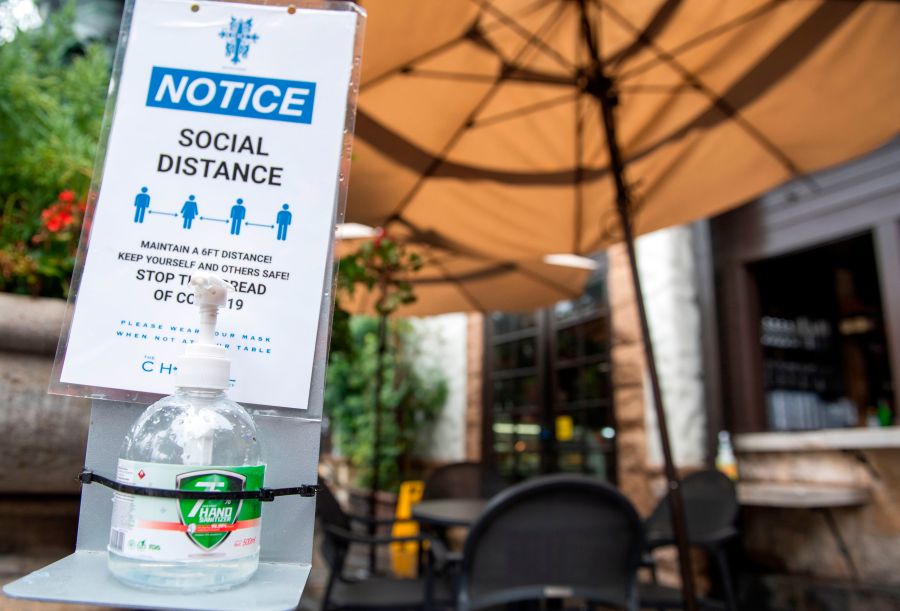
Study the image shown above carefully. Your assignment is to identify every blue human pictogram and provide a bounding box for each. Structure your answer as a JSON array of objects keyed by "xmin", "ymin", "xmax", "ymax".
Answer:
[
  {"xmin": 230, "ymin": 198, "xmax": 246, "ymax": 235},
  {"xmin": 181, "ymin": 195, "xmax": 199, "ymax": 229},
  {"xmin": 276, "ymin": 204, "xmax": 292, "ymax": 241},
  {"xmin": 219, "ymin": 17, "xmax": 259, "ymax": 65},
  {"xmin": 133, "ymin": 187, "xmax": 150, "ymax": 223}
]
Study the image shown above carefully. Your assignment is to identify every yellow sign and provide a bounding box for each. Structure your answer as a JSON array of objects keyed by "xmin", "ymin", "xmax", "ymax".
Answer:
[
  {"xmin": 556, "ymin": 415, "xmax": 574, "ymax": 441},
  {"xmin": 390, "ymin": 480, "xmax": 424, "ymax": 577}
]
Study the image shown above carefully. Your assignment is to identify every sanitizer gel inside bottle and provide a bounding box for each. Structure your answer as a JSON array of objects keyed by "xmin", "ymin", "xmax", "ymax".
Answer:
[{"xmin": 108, "ymin": 274, "xmax": 264, "ymax": 591}]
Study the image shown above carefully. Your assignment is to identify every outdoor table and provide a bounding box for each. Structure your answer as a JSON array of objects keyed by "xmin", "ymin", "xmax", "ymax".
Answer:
[{"xmin": 412, "ymin": 498, "xmax": 487, "ymax": 528}]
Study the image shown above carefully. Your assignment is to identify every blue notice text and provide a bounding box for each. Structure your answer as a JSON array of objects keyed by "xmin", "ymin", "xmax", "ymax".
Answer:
[{"xmin": 146, "ymin": 66, "xmax": 316, "ymax": 124}]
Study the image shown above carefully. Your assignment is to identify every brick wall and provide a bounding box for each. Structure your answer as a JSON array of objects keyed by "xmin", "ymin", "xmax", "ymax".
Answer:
[{"xmin": 465, "ymin": 313, "xmax": 483, "ymax": 461}]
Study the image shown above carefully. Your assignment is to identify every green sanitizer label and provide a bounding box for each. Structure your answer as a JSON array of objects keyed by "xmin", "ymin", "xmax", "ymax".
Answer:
[{"xmin": 110, "ymin": 460, "xmax": 265, "ymax": 562}]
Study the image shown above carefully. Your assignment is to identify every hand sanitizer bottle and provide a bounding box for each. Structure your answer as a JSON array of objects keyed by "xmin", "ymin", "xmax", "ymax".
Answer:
[{"xmin": 108, "ymin": 274, "xmax": 264, "ymax": 591}]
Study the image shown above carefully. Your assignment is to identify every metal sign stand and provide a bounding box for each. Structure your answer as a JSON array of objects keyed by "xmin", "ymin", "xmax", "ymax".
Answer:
[{"xmin": 5, "ymin": 402, "xmax": 320, "ymax": 611}]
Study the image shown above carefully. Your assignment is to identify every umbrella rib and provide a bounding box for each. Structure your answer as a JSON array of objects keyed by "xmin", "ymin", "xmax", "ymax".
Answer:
[
  {"xmin": 604, "ymin": 0, "xmax": 682, "ymax": 69},
  {"xmin": 602, "ymin": 1, "xmax": 814, "ymax": 181},
  {"xmin": 431, "ymin": 257, "xmax": 488, "ymax": 312},
  {"xmin": 387, "ymin": 3, "xmax": 570, "ymax": 221},
  {"xmin": 470, "ymin": 0, "xmax": 576, "ymax": 72},
  {"xmin": 516, "ymin": 265, "xmax": 584, "ymax": 301},
  {"xmin": 619, "ymin": 84, "xmax": 693, "ymax": 94},
  {"xmin": 615, "ymin": 0, "xmax": 781, "ymax": 81},
  {"xmin": 399, "ymin": 70, "xmax": 498, "ymax": 84},
  {"xmin": 574, "ymin": 93, "xmax": 585, "ymax": 254},
  {"xmin": 360, "ymin": 32, "xmax": 473, "ymax": 93},
  {"xmin": 390, "ymin": 216, "xmax": 495, "ymax": 261},
  {"xmin": 593, "ymin": 0, "xmax": 603, "ymax": 61},
  {"xmin": 412, "ymin": 262, "xmax": 517, "ymax": 286},
  {"xmin": 474, "ymin": 92, "xmax": 579, "ymax": 129},
  {"xmin": 481, "ymin": 0, "xmax": 552, "ymax": 34},
  {"xmin": 402, "ymin": 68, "xmax": 576, "ymax": 88},
  {"xmin": 356, "ymin": 109, "xmax": 600, "ymax": 185}
]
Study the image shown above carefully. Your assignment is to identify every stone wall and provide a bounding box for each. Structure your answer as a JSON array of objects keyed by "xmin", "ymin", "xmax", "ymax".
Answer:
[
  {"xmin": 0, "ymin": 293, "xmax": 90, "ymax": 493},
  {"xmin": 607, "ymin": 225, "xmax": 709, "ymax": 515},
  {"xmin": 608, "ymin": 242, "xmax": 656, "ymax": 514},
  {"xmin": 608, "ymin": 227, "xmax": 713, "ymax": 591},
  {"xmin": 737, "ymin": 441, "xmax": 900, "ymax": 587},
  {"xmin": 0, "ymin": 293, "xmax": 89, "ymax": 587},
  {"xmin": 465, "ymin": 313, "xmax": 483, "ymax": 462}
]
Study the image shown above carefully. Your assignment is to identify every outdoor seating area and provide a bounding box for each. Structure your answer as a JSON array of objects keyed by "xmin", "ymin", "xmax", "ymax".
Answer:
[
  {"xmin": 1, "ymin": 1, "xmax": 900, "ymax": 611},
  {"xmin": 310, "ymin": 464, "xmax": 740, "ymax": 611}
]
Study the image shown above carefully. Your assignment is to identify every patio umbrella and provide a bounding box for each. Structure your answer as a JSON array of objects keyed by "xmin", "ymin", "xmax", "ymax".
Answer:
[{"xmin": 345, "ymin": 1, "xmax": 900, "ymax": 605}]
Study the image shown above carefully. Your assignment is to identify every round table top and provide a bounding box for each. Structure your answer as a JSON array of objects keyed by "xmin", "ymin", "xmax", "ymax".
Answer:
[{"xmin": 411, "ymin": 498, "xmax": 487, "ymax": 528}]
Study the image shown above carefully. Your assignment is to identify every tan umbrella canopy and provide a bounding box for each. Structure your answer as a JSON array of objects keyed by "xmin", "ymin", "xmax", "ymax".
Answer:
[
  {"xmin": 335, "ymin": 228, "xmax": 593, "ymax": 316},
  {"xmin": 349, "ymin": 0, "xmax": 900, "ymax": 259}
]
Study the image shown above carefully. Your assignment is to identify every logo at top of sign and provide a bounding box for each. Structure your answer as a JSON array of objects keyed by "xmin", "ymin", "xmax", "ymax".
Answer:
[{"xmin": 219, "ymin": 17, "xmax": 259, "ymax": 65}]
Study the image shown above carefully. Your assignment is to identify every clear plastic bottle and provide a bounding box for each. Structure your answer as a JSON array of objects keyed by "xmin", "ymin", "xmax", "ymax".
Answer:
[
  {"xmin": 715, "ymin": 430, "xmax": 738, "ymax": 481},
  {"xmin": 107, "ymin": 275, "xmax": 264, "ymax": 591}
]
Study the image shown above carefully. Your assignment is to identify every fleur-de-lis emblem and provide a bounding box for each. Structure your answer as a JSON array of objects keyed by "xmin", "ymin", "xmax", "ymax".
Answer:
[{"xmin": 219, "ymin": 17, "xmax": 259, "ymax": 65}]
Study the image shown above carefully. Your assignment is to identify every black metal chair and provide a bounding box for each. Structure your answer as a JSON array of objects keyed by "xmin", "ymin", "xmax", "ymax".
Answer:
[
  {"xmin": 315, "ymin": 480, "xmax": 450, "ymax": 611},
  {"xmin": 422, "ymin": 461, "xmax": 508, "ymax": 500},
  {"xmin": 638, "ymin": 470, "xmax": 740, "ymax": 611},
  {"xmin": 458, "ymin": 474, "xmax": 645, "ymax": 611}
]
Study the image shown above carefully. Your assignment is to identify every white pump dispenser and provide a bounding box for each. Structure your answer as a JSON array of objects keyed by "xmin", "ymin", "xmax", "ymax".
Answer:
[
  {"xmin": 108, "ymin": 273, "xmax": 264, "ymax": 592},
  {"xmin": 176, "ymin": 274, "xmax": 232, "ymax": 390}
]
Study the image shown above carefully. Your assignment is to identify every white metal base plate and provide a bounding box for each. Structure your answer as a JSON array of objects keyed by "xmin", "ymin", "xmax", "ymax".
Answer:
[{"xmin": 3, "ymin": 551, "xmax": 310, "ymax": 611}]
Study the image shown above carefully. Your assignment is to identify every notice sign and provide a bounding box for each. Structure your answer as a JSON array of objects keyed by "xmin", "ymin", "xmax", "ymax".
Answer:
[{"xmin": 53, "ymin": 0, "xmax": 363, "ymax": 410}]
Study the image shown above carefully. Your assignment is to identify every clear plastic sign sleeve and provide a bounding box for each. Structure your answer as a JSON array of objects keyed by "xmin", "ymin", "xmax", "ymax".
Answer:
[{"xmin": 50, "ymin": 0, "xmax": 366, "ymax": 411}]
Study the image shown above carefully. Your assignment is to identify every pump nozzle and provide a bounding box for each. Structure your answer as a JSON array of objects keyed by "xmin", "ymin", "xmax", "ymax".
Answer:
[
  {"xmin": 191, "ymin": 274, "xmax": 232, "ymax": 345},
  {"xmin": 176, "ymin": 274, "xmax": 233, "ymax": 390}
]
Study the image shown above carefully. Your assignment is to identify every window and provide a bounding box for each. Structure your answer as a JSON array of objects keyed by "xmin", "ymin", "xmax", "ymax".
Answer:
[
  {"xmin": 483, "ymin": 259, "xmax": 616, "ymax": 481},
  {"xmin": 752, "ymin": 233, "xmax": 894, "ymax": 430}
]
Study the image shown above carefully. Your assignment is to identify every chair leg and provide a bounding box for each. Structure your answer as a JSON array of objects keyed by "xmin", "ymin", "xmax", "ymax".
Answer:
[
  {"xmin": 321, "ymin": 572, "xmax": 336, "ymax": 611},
  {"xmin": 712, "ymin": 547, "xmax": 738, "ymax": 611}
]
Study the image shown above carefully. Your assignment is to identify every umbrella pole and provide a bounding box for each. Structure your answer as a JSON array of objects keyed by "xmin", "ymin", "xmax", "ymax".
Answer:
[
  {"xmin": 596, "ymin": 89, "xmax": 699, "ymax": 610},
  {"xmin": 368, "ymin": 311, "xmax": 389, "ymax": 573}
]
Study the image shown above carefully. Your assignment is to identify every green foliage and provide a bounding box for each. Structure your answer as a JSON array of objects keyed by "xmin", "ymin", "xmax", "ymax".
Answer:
[
  {"xmin": 0, "ymin": 3, "xmax": 111, "ymax": 297},
  {"xmin": 325, "ymin": 316, "xmax": 448, "ymax": 492},
  {"xmin": 338, "ymin": 230, "xmax": 423, "ymax": 315},
  {"xmin": 327, "ymin": 232, "xmax": 445, "ymax": 492}
]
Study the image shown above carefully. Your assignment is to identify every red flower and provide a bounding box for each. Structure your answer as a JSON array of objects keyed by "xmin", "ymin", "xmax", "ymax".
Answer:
[
  {"xmin": 41, "ymin": 201, "xmax": 76, "ymax": 233},
  {"xmin": 58, "ymin": 190, "xmax": 76, "ymax": 204}
]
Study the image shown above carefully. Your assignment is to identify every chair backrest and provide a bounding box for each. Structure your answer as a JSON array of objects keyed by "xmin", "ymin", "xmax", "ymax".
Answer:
[
  {"xmin": 315, "ymin": 480, "xmax": 352, "ymax": 571},
  {"xmin": 459, "ymin": 474, "xmax": 643, "ymax": 611},
  {"xmin": 422, "ymin": 461, "xmax": 508, "ymax": 500},
  {"xmin": 644, "ymin": 470, "xmax": 739, "ymax": 546}
]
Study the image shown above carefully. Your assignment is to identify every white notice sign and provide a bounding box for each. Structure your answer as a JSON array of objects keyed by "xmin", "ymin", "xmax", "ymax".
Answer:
[{"xmin": 54, "ymin": 0, "xmax": 361, "ymax": 410}]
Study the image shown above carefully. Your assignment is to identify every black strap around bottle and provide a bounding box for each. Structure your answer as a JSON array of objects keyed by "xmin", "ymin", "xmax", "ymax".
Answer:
[{"xmin": 79, "ymin": 469, "xmax": 317, "ymax": 502}]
